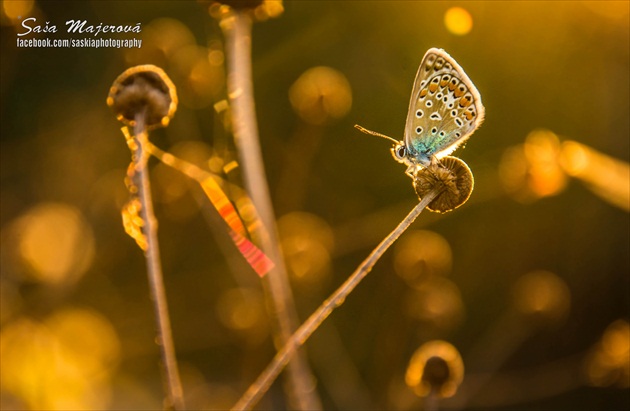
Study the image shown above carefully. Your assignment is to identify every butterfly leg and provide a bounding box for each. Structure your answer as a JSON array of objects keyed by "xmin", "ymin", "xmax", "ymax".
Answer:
[{"xmin": 405, "ymin": 164, "xmax": 420, "ymax": 179}]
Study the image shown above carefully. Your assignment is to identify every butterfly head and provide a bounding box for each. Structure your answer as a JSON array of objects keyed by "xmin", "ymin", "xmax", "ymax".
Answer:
[
  {"xmin": 391, "ymin": 141, "xmax": 434, "ymax": 168},
  {"xmin": 390, "ymin": 141, "xmax": 438, "ymax": 178}
]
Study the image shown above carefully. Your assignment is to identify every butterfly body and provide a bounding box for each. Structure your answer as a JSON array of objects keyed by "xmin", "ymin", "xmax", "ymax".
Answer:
[{"xmin": 390, "ymin": 48, "xmax": 484, "ymax": 175}]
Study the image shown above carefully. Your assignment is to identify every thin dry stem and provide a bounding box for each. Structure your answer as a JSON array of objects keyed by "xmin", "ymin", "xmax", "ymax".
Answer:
[
  {"xmin": 425, "ymin": 390, "xmax": 440, "ymax": 411},
  {"xmin": 231, "ymin": 188, "xmax": 441, "ymax": 410},
  {"xmin": 222, "ymin": 11, "xmax": 321, "ymax": 410},
  {"xmin": 145, "ymin": 141, "xmax": 215, "ymax": 183},
  {"xmin": 133, "ymin": 114, "xmax": 185, "ymax": 411}
]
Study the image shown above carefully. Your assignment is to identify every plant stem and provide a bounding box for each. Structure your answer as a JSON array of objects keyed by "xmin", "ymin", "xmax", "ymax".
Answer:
[
  {"xmin": 221, "ymin": 11, "xmax": 321, "ymax": 410},
  {"xmin": 134, "ymin": 114, "xmax": 185, "ymax": 411},
  {"xmin": 425, "ymin": 390, "xmax": 439, "ymax": 411},
  {"xmin": 231, "ymin": 189, "xmax": 441, "ymax": 411}
]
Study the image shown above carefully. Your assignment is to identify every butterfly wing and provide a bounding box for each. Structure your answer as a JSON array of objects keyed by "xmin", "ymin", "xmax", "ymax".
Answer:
[{"xmin": 404, "ymin": 48, "xmax": 485, "ymax": 165}]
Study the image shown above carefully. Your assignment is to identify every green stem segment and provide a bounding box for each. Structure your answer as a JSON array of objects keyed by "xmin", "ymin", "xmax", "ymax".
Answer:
[{"xmin": 232, "ymin": 189, "xmax": 441, "ymax": 410}]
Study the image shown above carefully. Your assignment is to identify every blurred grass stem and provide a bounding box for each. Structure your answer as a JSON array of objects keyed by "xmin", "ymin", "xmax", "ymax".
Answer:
[
  {"xmin": 426, "ymin": 390, "xmax": 439, "ymax": 411},
  {"xmin": 221, "ymin": 11, "xmax": 321, "ymax": 410},
  {"xmin": 133, "ymin": 113, "xmax": 185, "ymax": 411},
  {"xmin": 232, "ymin": 189, "xmax": 440, "ymax": 410}
]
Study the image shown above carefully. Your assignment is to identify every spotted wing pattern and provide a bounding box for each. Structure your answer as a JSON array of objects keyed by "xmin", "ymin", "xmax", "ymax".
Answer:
[{"xmin": 404, "ymin": 48, "xmax": 485, "ymax": 166}]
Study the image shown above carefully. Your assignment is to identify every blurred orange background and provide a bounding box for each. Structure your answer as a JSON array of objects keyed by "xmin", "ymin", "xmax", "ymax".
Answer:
[{"xmin": 1, "ymin": 1, "xmax": 628, "ymax": 410}]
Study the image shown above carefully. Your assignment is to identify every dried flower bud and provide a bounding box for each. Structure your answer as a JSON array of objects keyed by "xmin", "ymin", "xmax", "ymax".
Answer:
[
  {"xmin": 208, "ymin": 0, "xmax": 283, "ymax": 21},
  {"xmin": 422, "ymin": 356, "xmax": 451, "ymax": 388},
  {"xmin": 289, "ymin": 66, "xmax": 352, "ymax": 125},
  {"xmin": 585, "ymin": 320, "xmax": 630, "ymax": 388},
  {"xmin": 414, "ymin": 156, "xmax": 474, "ymax": 213},
  {"xmin": 214, "ymin": 0, "xmax": 264, "ymax": 9},
  {"xmin": 499, "ymin": 129, "xmax": 567, "ymax": 203},
  {"xmin": 405, "ymin": 340, "xmax": 464, "ymax": 398},
  {"xmin": 107, "ymin": 65, "xmax": 177, "ymax": 130},
  {"xmin": 512, "ymin": 270, "xmax": 571, "ymax": 326}
]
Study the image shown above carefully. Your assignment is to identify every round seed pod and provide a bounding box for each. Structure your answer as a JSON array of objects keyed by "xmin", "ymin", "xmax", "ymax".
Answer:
[
  {"xmin": 413, "ymin": 156, "xmax": 474, "ymax": 213},
  {"xmin": 214, "ymin": 0, "xmax": 264, "ymax": 9},
  {"xmin": 207, "ymin": 0, "xmax": 284, "ymax": 21},
  {"xmin": 107, "ymin": 65, "xmax": 177, "ymax": 130},
  {"xmin": 405, "ymin": 340, "xmax": 464, "ymax": 398},
  {"xmin": 422, "ymin": 356, "xmax": 451, "ymax": 389},
  {"xmin": 288, "ymin": 66, "xmax": 352, "ymax": 125}
]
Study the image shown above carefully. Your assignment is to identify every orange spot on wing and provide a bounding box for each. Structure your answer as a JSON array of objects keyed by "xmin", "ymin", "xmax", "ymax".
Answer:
[{"xmin": 459, "ymin": 96, "xmax": 472, "ymax": 108}]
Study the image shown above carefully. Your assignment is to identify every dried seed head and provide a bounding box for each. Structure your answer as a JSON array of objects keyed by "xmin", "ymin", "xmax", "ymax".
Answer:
[
  {"xmin": 413, "ymin": 156, "xmax": 474, "ymax": 213},
  {"xmin": 405, "ymin": 340, "xmax": 464, "ymax": 398},
  {"xmin": 213, "ymin": 0, "xmax": 264, "ymax": 9},
  {"xmin": 107, "ymin": 65, "xmax": 177, "ymax": 129},
  {"xmin": 208, "ymin": 0, "xmax": 283, "ymax": 21},
  {"xmin": 289, "ymin": 66, "xmax": 353, "ymax": 125},
  {"xmin": 512, "ymin": 270, "xmax": 571, "ymax": 326},
  {"xmin": 585, "ymin": 320, "xmax": 630, "ymax": 388},
  {"xmin": 422, "ymin": 356, "xmax": 451, "ymax": 389}
]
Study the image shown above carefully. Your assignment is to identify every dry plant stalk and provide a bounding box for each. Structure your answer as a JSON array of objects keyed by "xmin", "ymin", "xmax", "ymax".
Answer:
[
  {"xmin": 108, "ymin": 66, "xmax": 184, "ymax": 411},
  {"xmin": 132, "ymin": 117, "xmax": 185, "ymax": 411},
  {"xmin": 232, "ymin": 188, "xmax": 442, "ymax": 410},
  {"xmin": 221, "ymin": 10, "xmax": 321, "ymax": 410}
]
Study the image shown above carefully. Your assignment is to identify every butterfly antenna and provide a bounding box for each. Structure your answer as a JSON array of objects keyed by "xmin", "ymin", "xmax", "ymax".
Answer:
[{"xmin": 354, "ymin": 124, "xmax": 400, "ymax": 144}]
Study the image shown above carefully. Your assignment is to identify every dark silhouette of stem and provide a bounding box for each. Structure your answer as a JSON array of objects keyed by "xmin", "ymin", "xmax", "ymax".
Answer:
[
  {"xmin": 232, "ymin": 189, "xmax": 441, "ymax": 410},
  {"xmin": 134, "ymin": 114, "xmax": 185, "ymax": 411}
]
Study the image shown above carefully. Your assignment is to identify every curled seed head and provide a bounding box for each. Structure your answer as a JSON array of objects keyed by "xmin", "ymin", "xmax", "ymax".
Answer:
[
  {"xmin": 107, "ymin": 65, "xmax": 177, "ymax": 130},
  {"xmin": 405, "ymin": 340, "xmax": 464, "ymax": 398},
  {"xmin": 208, "ymin": 0, "xmax": 284, "ymax": 21},
  {"xmin": 213, "ymin": 0, "xmax": 264, "ymax": 9},
  {"xmin": 413, "ymin": 156, "xmax": 474, "ymax": 213},
  {"xmin": 422, "ymin": 356, "xmax": 451, "ymax": 389}
]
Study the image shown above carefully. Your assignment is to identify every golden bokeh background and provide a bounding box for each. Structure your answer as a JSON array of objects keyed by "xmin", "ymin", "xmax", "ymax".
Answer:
[{"xmin": 1, "ymin": 1, "xmax": 628, "ymax": 410}]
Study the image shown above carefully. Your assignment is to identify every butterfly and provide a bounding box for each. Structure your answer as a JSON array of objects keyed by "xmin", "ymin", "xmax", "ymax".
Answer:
[{"xmin": 356, "ymin": 48, "xmax": 484, "ymax": 177}]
